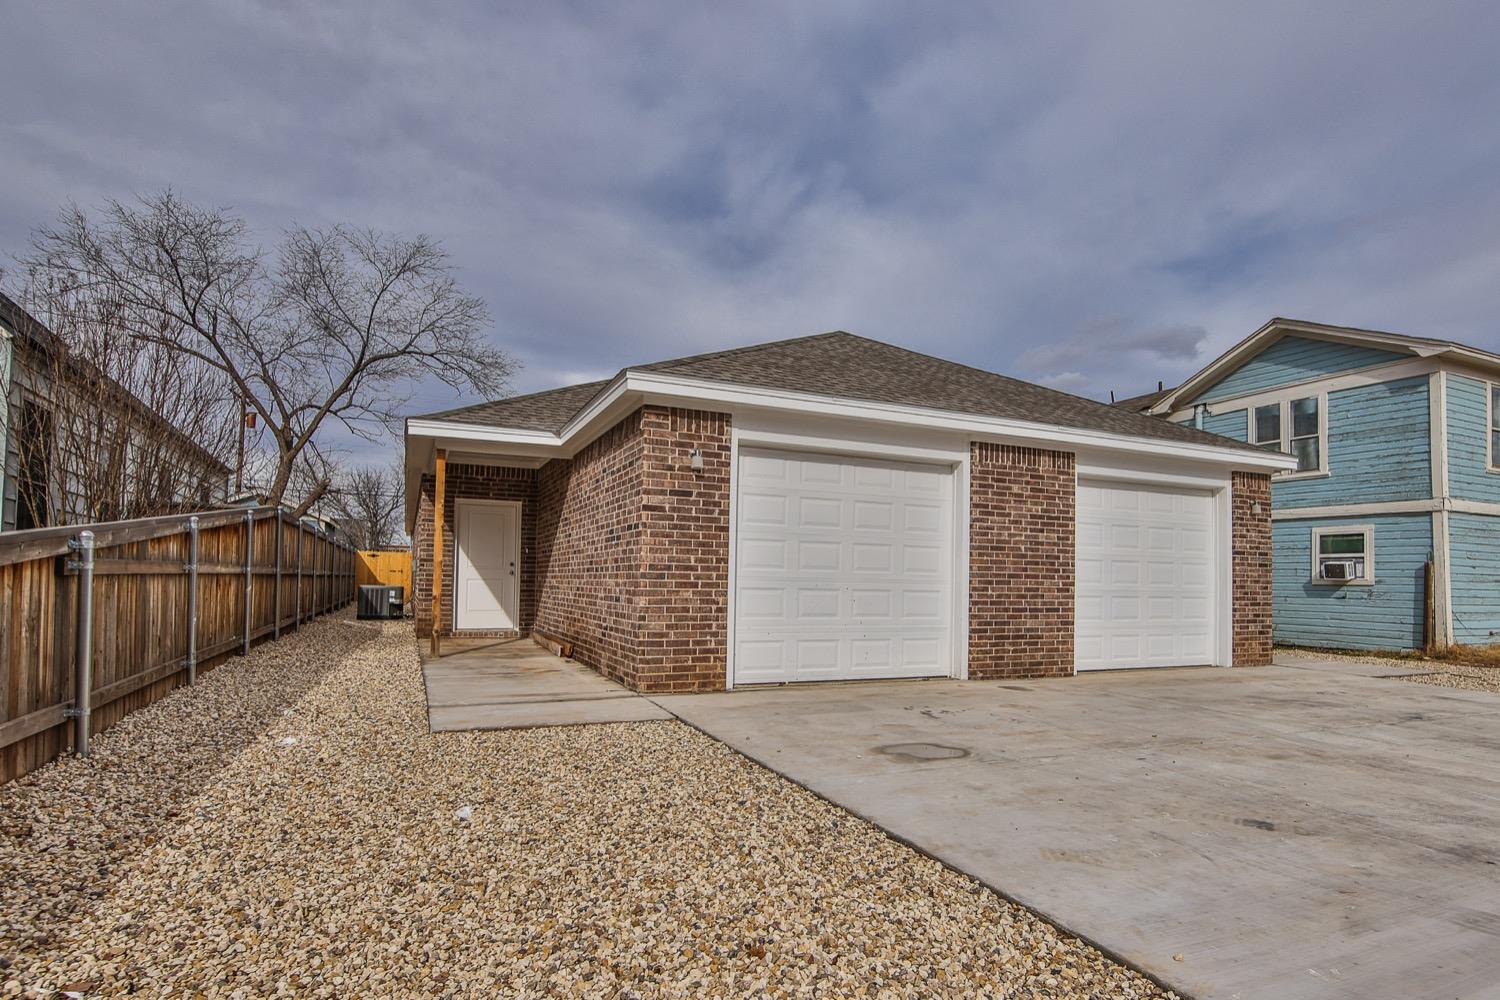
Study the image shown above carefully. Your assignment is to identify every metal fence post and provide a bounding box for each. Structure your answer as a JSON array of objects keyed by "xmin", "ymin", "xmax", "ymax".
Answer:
[
  {"xmin": 242, "ymin": 509, "xmax": 254, "ymax": 655},
  {"xmin": 273, "ymin": 510, "xmax": 283, "ymax": 639},
  {"xmin": 69, "ymin": 530, "xmax": 96, "ymax": 755},
  {"xmin": 186, "ymin": 516, "xmax": 200, "ymax": 684}
]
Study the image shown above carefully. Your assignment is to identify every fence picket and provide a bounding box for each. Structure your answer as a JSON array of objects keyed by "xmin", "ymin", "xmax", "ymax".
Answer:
[{"xmin": 0, "ymin": 506, "xmax": 355, "ymax": 783}]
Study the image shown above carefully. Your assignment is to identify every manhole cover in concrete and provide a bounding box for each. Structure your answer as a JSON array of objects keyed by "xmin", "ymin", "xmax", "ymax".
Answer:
[{"xmin": 876, "ymin": 742, "xmax": 969, "ymax": 762}]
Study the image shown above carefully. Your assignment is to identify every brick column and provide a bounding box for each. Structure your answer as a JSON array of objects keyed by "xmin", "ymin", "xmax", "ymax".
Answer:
[
  {"xmin": 968, "ymin": 443, "xmax": 1076, "ymax": 678},
  {"xmin": 635, "ymin": 406, "xmax": 732, "ymax": 692},
  {"xmin": 1231, "ymin": 471, "xmax": 1274, "ymax": 666}
]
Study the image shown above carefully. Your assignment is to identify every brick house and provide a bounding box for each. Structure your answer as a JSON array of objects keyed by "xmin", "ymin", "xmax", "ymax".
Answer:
[{"xmin": 404, "ymin": 333, "xmax": 1292, "ymax": 692}]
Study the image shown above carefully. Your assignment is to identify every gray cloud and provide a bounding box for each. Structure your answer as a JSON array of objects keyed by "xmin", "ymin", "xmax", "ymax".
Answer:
[{"xmin": 3, "ymin": 1, "xmax": 1499, "ymax": 466}]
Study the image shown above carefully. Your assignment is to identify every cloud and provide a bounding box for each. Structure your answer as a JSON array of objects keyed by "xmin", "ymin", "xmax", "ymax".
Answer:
[
  {"xmin": 1036, "ymin": 371, "xmax": 1091, "ymax": 394},
  {"xmin": 2, "ymin": 0, "xmax": 1499, "ymax": 471},
  {"xmin": 1018, "ymin": 322, "xmax": 1208, "ymax": 375}
]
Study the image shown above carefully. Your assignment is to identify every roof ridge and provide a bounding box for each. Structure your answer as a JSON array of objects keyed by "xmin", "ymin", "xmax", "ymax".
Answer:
[
  {"xmin": 832, "ymin": 332, "xmax": 1151, "ymax": 416},
  {"xmin": 634, "ymin": 330, "xmax": 852, "ymax": 374}
]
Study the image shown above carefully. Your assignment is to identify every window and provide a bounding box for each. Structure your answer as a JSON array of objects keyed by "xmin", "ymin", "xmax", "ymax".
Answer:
[
  {"xmin": 15, "ymin": 400, "xmax": 54, "ymax": 531},
  {"xmin": 1290, "ymin": 397, "xmax": 1320, "ymax": 472},
  {"xmin": 1252, "ymin": 403, "xmax": 1281, "ymax": 450},
  {"xmin": 1248, "ymin": 396, "xmax": 1324, "ymax": 475},
  {"xmin": 1490, "ymin": 384, "xmax": 1500, "ymax": 470},
  {"xmin": 1311, "ymin": 526, "xmax": 1373, "ymax": 585}
]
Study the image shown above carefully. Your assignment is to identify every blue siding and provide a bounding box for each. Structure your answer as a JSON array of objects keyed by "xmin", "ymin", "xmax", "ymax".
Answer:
[
  {"xmin": 1445, "ymin": 374, "xmax": 1500, "ymax": 502},
  {"xmin": 1273, "ymin": 513, "xmax": 1432, "ymax": 650},
  {"xmin": 1449, "ymin": 511, "xmax": 1500, "ymax": 645},
  {"xmin": 1274, "ymin": 376, "xmax": 1431, "ymax": 509},
  {"xmin": 1191, "ymin": 336, "xmax": 1406, "ymax": 404},
  {"xmin": 1202, "ymin": 408, "xmax": 1247, "ymax": 441}
]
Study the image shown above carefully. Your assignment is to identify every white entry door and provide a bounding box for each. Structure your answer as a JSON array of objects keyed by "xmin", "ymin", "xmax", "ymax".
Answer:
[
  {"xmin": 454, "ymin": 500, "xmax": 520, "ymax": 631},
  {"xmin": 1075, "ymin": 480, "xmax": 1217, "ymax": 670},
  {"xmin": 733, "ymin": 447, "xmax": 955, "ymax": 684}
]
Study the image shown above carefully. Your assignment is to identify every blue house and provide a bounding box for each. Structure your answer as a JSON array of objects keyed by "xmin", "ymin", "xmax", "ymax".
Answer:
[{"xmin": 1126, "ymin": 318, "xmax": 1500, "ymax": 652}]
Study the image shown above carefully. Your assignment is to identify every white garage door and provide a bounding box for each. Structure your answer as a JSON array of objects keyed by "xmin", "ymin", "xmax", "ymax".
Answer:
[
  {"xmin": 1076, "ymin": 480, "xmax": 1217, "ymax": 671},
  {"xmin": 733, "ymin": 447, "xmax": 955, "ymax": 684}
]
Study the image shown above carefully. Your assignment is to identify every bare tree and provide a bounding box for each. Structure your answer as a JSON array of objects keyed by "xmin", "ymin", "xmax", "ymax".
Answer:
[
  {"xmin": 327, "ymin": 462, "xmax": 405, "ymax": 550},
  {"xmin": 5, "ymin": 279, "xmax": 237, "ymax": 526},
  {"xmin": 26, "ymin": 191, "xmax": 515, "ymax": 515}
]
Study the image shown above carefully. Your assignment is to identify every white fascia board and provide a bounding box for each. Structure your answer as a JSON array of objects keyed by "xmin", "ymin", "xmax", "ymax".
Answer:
[
  {"xmin": 626, "ymin": 370, "xmax": 1296, "ymax": 472},
  {"xmin": 407, "ymin": 368, "xmax": 1297, "ymax": 476},
  {"xmin": 405, "ymin": 418, "xmax": 563, "ymax": 448}
]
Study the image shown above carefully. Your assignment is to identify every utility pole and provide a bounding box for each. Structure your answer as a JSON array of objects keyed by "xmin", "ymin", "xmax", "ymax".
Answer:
[
  {"xmin": 234, "ymin": 397, "xmax": 258, "ymax": 495},
  {"xmin": 235, "ymin": 396, "xmax": 246, "ymax": 494}
]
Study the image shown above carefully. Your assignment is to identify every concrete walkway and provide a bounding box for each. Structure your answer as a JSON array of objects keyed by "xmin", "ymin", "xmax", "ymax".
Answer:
[
  {"xmin": 421, "ymin": 638, "xmax": 670, "ymax": 731},
  {"xmin": 655, "ymin": 662, "xmax": 1500, "ymax": 1000}
]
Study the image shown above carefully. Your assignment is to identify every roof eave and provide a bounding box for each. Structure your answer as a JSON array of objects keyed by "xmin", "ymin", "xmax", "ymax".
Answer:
[
  {"xmin": 405, "ymin": 370, "xmax": 1293, "ymax": 474},
  {"xmin": 1148, "ymin": 317, "xmax": 1500, "ymax": 415}
]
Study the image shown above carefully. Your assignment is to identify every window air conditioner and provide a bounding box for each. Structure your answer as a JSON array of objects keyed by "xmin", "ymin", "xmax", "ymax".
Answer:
[{"xmin": 1320, "ymin": 560, "xmax": 1357, "ymax": 581}]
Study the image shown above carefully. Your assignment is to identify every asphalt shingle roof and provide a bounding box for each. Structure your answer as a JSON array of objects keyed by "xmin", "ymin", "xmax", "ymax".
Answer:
[{"xmin": 415, "ymin": 332, "xmax": 1263, "ymax": 453}]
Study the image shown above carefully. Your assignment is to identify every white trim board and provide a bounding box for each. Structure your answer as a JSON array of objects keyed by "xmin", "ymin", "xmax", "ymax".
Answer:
[
  {"xmin": 1271, "ymin": 497, "xmax": 1500, "ymax": 520},
  {"xmin": 1431, "ymin": 371, "xmax": 1450, "ymax": 500},
  {"xmin": 1433, "ymin": 508, "xmax": 1454, "ymax": 646},
  {"xmin": 410, "ymin": 371, "xmax": 1295, "ymax": 472}
]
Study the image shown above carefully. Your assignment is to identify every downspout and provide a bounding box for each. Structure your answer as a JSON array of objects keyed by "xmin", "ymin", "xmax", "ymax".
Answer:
[{"xmin": 1193, "ymin": 403, "xmax": 1208, "ymax": 430}]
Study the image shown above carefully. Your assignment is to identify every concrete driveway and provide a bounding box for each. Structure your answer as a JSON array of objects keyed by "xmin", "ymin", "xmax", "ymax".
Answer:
[{"xmin": 654, "ymin": 661, "xmax": 1500, "ymax": 999}]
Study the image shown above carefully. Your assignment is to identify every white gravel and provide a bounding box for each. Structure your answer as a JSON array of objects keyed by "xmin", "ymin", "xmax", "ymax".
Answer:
[
  {"xmin": 1398, "ymin": 661, "xmax": 1500, "ymax": 694},
  {"xmin": 4, "ymin": 615, "xmax": 1174, "ymax": 998},
  {"xmin": 1278, "ymin": 646, "xmax": 1500, "ymax": 694}
]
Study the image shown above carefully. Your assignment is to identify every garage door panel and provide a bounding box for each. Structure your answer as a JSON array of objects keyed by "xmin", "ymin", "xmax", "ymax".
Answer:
[
  {"xmin": 739, "ymin": 492, "xmax": 789, "ymax": 526},
  {"xmin": 797, "ymin": 541, "xmax": 842, "ymax": 572},
  {"xmin": 902, "ymin": 545, "xmax": 943, "ymax": 574},
  {"xmin": 1077, "ymin": 479, "xmax": 1218, "ymax": 671},
  {"xmin": 735, "ymin": 447, "xmax": 954, "ymax": 684},
  {"xmin": 740, "ymin": 538, "xmax": 788, "ymax": 572},
  {"xmin": 903, "ymin": 503, "xmax": 944, "ymax": 533},
  {"xmin": 902, "ymin": 589, "xmax": 944, "ymax": 620},
  {"xmin": 853, "ymin": 501, "xmax": 894, "ymax": 529}
]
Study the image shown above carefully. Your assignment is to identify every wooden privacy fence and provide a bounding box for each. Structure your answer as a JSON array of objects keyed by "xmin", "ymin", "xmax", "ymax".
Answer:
[
  {"xmin": 0, "ymin": 506, "xmax": 355, "ymax": 784},
  {"xmin": 356, "ymin": 548, "xmax": 412, "ymax": 595}
]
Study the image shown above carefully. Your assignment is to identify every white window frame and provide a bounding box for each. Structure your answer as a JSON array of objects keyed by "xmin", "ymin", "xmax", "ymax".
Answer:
[
  {"xmin": 1310, "ymin": 524, "xmax": 1375, "ymax": 586},
  {"xmin": 1486, "ymin": 380, "xmax": 1500, "ymax": 473},
  {"xmin": 1243, "ymin": 391, "xmax": 1329, "ymax": 480}
]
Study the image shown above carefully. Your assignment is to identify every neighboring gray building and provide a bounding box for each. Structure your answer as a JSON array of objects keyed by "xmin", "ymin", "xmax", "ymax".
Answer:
[{"xmin": 0, "ymin": 292, "xmax": 230, "ymax": 530}]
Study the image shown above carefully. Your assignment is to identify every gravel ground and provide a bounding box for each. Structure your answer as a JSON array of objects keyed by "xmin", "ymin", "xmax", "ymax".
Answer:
[
  {"xmin": 1397, "ymin": 661, "xmax": 1500, "ymax": 694},
  {"xmin": 5, "ymin": 615, "xmax": 1174, "ymax": 999},
  {"xmin": 1278, "ymin": 646, "xmax": 1500, "ymax": 694}
]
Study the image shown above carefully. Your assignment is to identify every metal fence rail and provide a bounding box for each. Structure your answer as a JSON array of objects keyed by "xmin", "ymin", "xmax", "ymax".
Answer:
[{"xmin": 0, "ymin": 506, "xmax": 355, "ymax": 783}]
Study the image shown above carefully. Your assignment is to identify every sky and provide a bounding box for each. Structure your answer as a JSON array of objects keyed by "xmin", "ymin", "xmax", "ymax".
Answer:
[{"xmin": 4, "ymin": 1, "xmax": 1499, "ymax": 467}]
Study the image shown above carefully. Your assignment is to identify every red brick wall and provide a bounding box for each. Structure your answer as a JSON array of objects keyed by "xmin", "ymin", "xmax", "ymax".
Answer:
[
  {"xmin": 413, "ymin": 464, "xmax": 538, "ymax": 638},
  {"xmin": 534, "ymin": 412, "xmax": 646, "ymax": 687},
  {"xmin": 968, "ymin": 443, "xmax": 1076, "ymax": 678},
  {"xmin": 1231, "ymin": 471, "xmax": 1274, "ymax": 666},
  {"xmin": 636, "ymin": 407, "xmax": 731, "ymax": 692}
]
